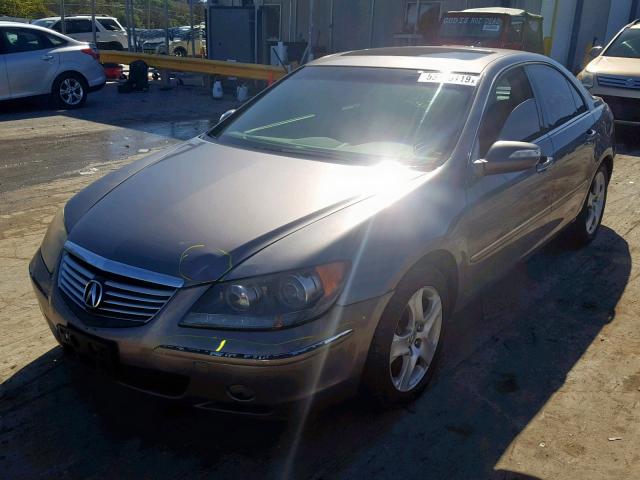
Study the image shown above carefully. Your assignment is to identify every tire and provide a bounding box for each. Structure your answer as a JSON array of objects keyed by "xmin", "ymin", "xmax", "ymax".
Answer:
[
  {"xmin": 362, "ymin": 264, "xmax": 449, "ymax": 406},
  {"xmin": 173, "ymin": 47, "xmax": 187, "ymax": 57},
  {"xmin": 563, "ymin": 164, "xmax": 609, "ymax": 248},
  {"xmin": 52, "ymin": 73, "xmax": 88, "ymax": 109}
]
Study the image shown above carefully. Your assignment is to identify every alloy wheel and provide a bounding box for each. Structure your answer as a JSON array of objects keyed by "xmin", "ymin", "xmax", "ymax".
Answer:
[
  {"xmin": 59, "ymin": 78, "xmax": 84, "ymax": 106},
  {"xmin": 586, "ymin": 171, "xmax": 606, "ymax": 235},
  {"xmin": 389, "ymin": 286, "xmax": 443, "ymax": 392}
]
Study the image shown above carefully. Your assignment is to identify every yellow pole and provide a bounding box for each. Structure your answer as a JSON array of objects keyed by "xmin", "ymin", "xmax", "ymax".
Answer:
[{"xmin": 544, "ymin": 0, "xmax": 560, "ymax": 56}]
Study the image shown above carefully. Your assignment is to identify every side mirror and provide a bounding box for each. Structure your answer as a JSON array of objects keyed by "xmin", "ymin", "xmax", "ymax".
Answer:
[
  {"xmin": 588, "ymin": 45, "xmax": 603, "ymax": 59},
  {"xmin": 473, "ymin": 141, "xmax": 541, "ymax": 176},
  {"xmin": 219, "ymin": 109, "xmax": 236, "ymax": 123}
]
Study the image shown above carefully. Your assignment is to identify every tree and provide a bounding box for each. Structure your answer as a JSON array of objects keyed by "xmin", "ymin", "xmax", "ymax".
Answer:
[{"xmin": 0, "ymin": 0, "xmax": 51, "ymax": 18}]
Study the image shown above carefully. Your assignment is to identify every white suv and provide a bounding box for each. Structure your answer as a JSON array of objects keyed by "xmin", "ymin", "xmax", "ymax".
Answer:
[{"xmin": 33, "ymin": 16, "xmax": 128, "ymax": 50}]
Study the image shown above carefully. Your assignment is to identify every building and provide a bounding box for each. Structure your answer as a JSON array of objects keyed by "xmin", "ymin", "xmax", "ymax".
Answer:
[{"xmin": 207, "ymin": 0, "xmax": 640, "ymax": 70}]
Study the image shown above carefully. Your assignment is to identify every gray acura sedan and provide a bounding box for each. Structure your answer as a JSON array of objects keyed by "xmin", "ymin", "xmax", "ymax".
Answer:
[{"xmin": 30, "ymin": 47, "xmax": 614, "ymax": 415}]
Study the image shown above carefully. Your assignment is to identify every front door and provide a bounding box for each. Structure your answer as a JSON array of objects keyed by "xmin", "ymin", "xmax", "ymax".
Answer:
[
  {"xmin": 1, "ymin": 27, "xmax": 60, "ymax": 98},
  {"xmin": 526, "ymin": 64, "xmax": 597, "ymax": 231},
  {"xmin": 463, "ymin": 65, "xmax": 555, "ymax": 288}
]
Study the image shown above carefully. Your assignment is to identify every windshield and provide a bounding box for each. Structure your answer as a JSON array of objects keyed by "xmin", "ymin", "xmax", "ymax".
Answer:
[
  {"xmin": 440, "ymin": 15, "xmax": 505, "ymax": 39},
  {"xmin": 209, "ymin": 66, "xmax": 476, "ymax": 167},
  {"xmin": 604, "ymin": 28, "xmax": 640, "ymax": 58},
  {"xmin": 33, "ymin": 19, "xmax": 56, "ymax": 28}
]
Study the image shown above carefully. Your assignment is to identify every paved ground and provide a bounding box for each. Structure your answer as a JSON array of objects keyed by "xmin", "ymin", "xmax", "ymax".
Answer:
[{"xmin": 1, "ymin": 85, "xmax": 639, "ymax": 479}]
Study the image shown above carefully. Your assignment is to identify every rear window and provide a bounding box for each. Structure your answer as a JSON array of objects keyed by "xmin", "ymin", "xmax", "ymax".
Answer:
[
  {"xmin": 32, "ymin": 19, "xmax": 56, "ymax": 28},
  {"xmin": 440, "ymin": 16, "xmax": 505, "ymax": 39},
  {"xmin": 98, "ymin": 18, "xmax": 123, "ymax": 31}
]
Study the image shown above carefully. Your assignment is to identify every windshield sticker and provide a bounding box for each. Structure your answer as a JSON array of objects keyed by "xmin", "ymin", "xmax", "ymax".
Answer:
[
  {"xmin": 482, "ymin": 24, "xmax": 501, "ymax": 32},
  {"xmin": 418, "ymin": 72, "xmax": 479, "ymax": 86},
  {"xmin": 443, "ymin": 16, "xmax": 501, "ymax": 25}
]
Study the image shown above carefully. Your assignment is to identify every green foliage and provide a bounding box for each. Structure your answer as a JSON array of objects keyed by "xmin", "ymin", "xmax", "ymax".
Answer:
[{"xmin": 0, "ymin": 0, "xmax": 52, "ymax": 18}]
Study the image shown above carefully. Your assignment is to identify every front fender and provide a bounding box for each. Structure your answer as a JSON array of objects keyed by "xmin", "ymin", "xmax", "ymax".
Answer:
[{"xmin": 224, "ymin": 171, "xmax": 465, "ymax": 306}]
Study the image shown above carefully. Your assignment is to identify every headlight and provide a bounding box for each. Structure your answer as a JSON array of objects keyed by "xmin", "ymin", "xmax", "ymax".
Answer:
[
  {"xmin": 578, "ymin": 71, "xmax": 594, "ymax": 89},
  {"xmin": 40, "ymin": 207, "xmax": 67, "ymax": 273},
  {"xmin": 180, "ymin": 262, "xmax": 349, "ymax": 330}
]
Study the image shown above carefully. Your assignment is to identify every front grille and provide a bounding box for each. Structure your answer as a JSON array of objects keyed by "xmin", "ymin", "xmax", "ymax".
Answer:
[
  {"xmin": 600, "ymin": 95, "xmax": 640, "ymax": 122},
  {"xmin": 58, "ymin": 243, "xmax": 181, "ymax": 326},
  {"xmin": 598, "ymin": 74, "xmax": 640, "ymax": 90}
]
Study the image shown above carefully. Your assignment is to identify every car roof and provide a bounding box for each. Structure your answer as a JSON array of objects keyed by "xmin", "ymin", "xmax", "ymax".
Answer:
[
  {"xmin": 33, "ymin": 15, "xmax": 115, "ymax": 21},
  {"xmin": 0, "ymin": 21, "xmax": 83, "ymax": 40},
  {"xmin": 0, "ymin": 20, "xmax": 53, "ymax": 28},
  {"xmin": 308, "ymin": 46, "xmax": 535, "ymax": 74},
  {"xmin": 456, "ymin": 7, "xmax": 534, "ymax": 17}
]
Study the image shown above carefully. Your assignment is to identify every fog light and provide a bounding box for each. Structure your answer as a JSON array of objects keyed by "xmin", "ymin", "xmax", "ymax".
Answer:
[{"xmin": 227, "ymin": 384, "xmax": 255, "ymax": 402}]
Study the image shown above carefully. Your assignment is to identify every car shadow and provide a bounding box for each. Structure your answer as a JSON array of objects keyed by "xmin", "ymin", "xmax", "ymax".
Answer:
[{"xmin": 0, "ymin": 226, "xmax": 630, "ymax": 479}]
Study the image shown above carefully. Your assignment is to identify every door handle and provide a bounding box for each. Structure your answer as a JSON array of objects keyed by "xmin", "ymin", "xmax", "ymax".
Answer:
[
  {"xmin": 536, "ymin": 156, "xmax": 555, "ymax": 173},
  {"xmin": 41, "ymin": 54, "xmax": 54, "ymax": 61},
  {"xmin": 585, "ymin": 129, "xmax": 598, "ymax": 144}
]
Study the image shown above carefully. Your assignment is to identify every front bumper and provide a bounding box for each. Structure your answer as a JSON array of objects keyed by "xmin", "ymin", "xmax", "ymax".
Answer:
[
  {"xmin": 589, "ymin": 84, "xmax": 640, "ymax": 124},
  {"xmin": 29, "ymin": 250, "xmax": 391, "ymax": 416}
]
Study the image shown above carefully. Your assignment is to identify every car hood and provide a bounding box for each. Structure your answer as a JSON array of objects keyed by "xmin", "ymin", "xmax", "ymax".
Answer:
[
  {"xmin": 68, "ymin": 137, "xmax": 423, "ymax": 284},
  {"xmin": 588, "ymin": 55, "xmax": 640, "ymax": 76}
]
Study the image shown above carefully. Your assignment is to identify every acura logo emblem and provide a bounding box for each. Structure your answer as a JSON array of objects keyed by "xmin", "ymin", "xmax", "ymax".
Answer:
[{"xmin": 83, "ymin": 280, "xmax": 103, "ymax": 309}]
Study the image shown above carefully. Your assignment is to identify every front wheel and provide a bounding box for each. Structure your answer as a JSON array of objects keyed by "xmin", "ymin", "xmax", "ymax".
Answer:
[
  {"xmin": 362, "ymin": 265, "xmax": 448, "ymax": 406},
  {"xmin": 563, "ymin": 164, "xmax": 609, "ymax": 248},
  {"xmin": 52, "ymin": 73, "xmax": 87, "ymax": 109}
]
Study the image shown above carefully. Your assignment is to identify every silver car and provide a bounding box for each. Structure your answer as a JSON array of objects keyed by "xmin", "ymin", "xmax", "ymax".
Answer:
[
  {"xmin": 30, "ymin": 47, "xmax": 614, "ymax": 416},
  {"xmin": 0, "ymin": 22, "xmax": 106, "ymax": 108}
]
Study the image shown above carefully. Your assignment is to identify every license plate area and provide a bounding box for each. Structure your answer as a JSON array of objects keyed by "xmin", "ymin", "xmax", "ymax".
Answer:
[{"xmin": 58, "ymin": 324, "xmax": 118, "ymax": 373}]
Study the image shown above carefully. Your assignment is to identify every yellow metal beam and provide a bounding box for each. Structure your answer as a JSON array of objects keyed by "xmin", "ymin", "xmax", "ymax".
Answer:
[{"xmin": 99, "ymin": 50, "xmax": 286, "ymax": 82}]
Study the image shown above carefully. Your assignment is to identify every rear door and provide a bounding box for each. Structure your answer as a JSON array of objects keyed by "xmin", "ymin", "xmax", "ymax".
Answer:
[
  {"xmin": 464, "ymin": 65, "xmax": 555, "ymax": 286},
  {"xmin": 526, "ymin": 64, "xmax": 596, "ymax": 231},
  {"xmin": 1, "ymin": 27, "xmax": 61, "ymax": 98}
]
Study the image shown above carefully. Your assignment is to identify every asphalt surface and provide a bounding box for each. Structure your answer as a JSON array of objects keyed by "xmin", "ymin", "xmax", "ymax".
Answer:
[
  {"xmin": 1, "ymin": 84, "xmax": 639, "ymax": 479},
  {"xmin": 0, "ymin": 81, "xmax": 233, "ymax": 192}
]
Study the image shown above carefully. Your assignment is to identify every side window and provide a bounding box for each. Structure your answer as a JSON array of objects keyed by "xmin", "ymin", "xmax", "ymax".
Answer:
[
  {"xmin": 527, "ymin": 64, "xmax": 580, "ymax": 130},
  {"xmin": 568, "ymin": 81, "xmax": 587, "ymax": 114},
  {"xmin": 98, "ymin": 18, "xmax": 122, "ymax": 31},
  {"xmin": 2, "ymin": 28, "xmax": 52, "ymax": 53},
  {"xmin": 477, "ymin": 66, "xmax": 542, "ymax": 157},
  {"xmin": 67, "ymin": 20, "xmax": 93, "ymax": 34},
  {"xmin": 524, "ymin": 19, "xmax": 542, "ymax": 52},
  {"xmin": 44, "ymin": 33, "xmax": 66, "ymax": 47},
  {"xmin": 51, "ymin": 21, "xmax": 62, "ymax": 33}
]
